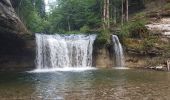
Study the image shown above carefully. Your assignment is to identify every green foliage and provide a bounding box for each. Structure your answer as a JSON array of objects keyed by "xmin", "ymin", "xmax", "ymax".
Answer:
[
  {"xmin": 80, "ymin": 25, "xmax": 90, "ymax": 33},
  {"xmin": 163, "ymin": 3, "xmax": 170, "ymax": 10},
  {"xmin": 133, "ymin": 12, "xmax": 146, "ymax": 19},
  {"xmin": 13, "ymin": 0, "xmax": 149, "ymax": 36},
  {"xmin": 25, "ymin": 11, "xmax": 44, "ymax": 32},
  {"xmin": 95, "ymin": 30, "xmax": 110, "ymax": 46},
  {"xmin": 123, "ymin": 34, "xmax": 170, "ymax": 56},
  {"xmin": 120, "ymin": 19, "xmax": 149, "ymax": 38},
  {"xmin": 65, "ymin": 31, "xmax": 81, "ymax": 34},
  {"xmin": 143, "ymin": 36, "xmax": 158, "ymax": 49},
  {"xmin": 47, "ymin": 0, "xmax": 101, "ymax": 33},
  {"xmin": 16, "ymin": 0, "xmax": 46, "ymax": 33},
  {"xmin": 34, "ymin": 0, "xmax": 46, "ymax": 17}
]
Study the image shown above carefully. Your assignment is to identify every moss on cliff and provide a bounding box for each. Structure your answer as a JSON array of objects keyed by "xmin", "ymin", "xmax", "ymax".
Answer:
[{"xmin": 95, "ymin": 29, "xmax": 110, "ymax": 48}]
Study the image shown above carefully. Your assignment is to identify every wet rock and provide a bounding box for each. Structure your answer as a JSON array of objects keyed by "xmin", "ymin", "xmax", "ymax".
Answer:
[
  {"xmin": 147, "ymin": 65, "xmax": 167, "ymax": 71},
  {"xmin": 93, "ymin": 46, "xmax": 114, "ymax": 68},
  {"xmin": 146, "ymin": 18, "xmax": 170, "ymax": 38},
  {"xmin": 155, "ymin": 66, "xmax": 164, "ymax": 70}
]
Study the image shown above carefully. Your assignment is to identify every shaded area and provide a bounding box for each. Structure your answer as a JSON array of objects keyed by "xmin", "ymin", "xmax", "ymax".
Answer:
[{"xmin": 0, "ymin": 0, "xmax": 35, "ymax": 71}]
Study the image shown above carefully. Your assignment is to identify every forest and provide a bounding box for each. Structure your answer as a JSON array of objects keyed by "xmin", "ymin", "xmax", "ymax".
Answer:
[{"xmin": 12, "ymin": 0, "xmax": 145, "ymax": 33}]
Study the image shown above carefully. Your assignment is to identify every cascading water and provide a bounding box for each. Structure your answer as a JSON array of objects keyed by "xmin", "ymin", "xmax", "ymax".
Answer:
[
  {"xmin": 35, "ymin": 33, "xmax": 96, "ymax": 70},
  {"xmin": 112, "ymin": 35, "xmax": 124, "ymax": 67}
]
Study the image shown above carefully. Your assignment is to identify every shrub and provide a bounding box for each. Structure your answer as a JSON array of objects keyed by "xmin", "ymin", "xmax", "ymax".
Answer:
[
  {"xmin": 95, "ymin": 29, "xmax": 110, "ymax": 47},
  {"xmin": 120, "ymin": 19, "xmax": 149, "ymax": 39},
  {"xmin": 80, "ymin": 25, "xmax": 90, "ymax": 33},
  {"xmin": 65, "ymin": 31, "xmax": 80, "ymax": 34},
  {"xmin": 163, "ymin": 3, "xmax": 170, "ymax": 10}
]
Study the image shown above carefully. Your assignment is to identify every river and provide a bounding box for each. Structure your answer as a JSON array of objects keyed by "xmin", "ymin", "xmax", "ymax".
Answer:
[{"xmin": 0, "ymin": 69, "xmax": 170, "ymax": 100}]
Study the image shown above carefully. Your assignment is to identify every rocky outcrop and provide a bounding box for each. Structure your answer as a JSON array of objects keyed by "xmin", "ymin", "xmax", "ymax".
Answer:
[
  {"xmin": 0, "ymin": 0, "xmax": 30, "ymax": 54},
  {"xmin": 0, "ymin": 0, "xmax": 35, "ymax": 71},
  {"xmin": 125, "ymin": 40, "xmax": 170, "ymax": 70},
  {"xmin": 0, "ymin": 0, "xmax": 28, "ymax": 34},
  {"xmin": 146, "ymin": 18, "xmax": 170, "ymax": 38},
  {"xmin": 93, "ymin": 44, "xmax": 114, "ymax": 68}
]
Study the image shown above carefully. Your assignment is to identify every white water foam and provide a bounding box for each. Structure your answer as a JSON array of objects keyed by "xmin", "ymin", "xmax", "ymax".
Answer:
[
  {"xmin": 113, "ymin": 67, "xmax": 129, "ymax": 70},
  {"xmin": 29, "ymin": 67, "xmax": 97, "ymax": 73}
]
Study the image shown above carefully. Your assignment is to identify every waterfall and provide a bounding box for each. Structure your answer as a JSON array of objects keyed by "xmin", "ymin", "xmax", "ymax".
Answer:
[
  {"xmin": 112, "ymin": 35, "xmax": 124, "ymax": 67},
  {"xmin": 35, "ymin": 33, "xmax": 96, "ymax": 70}
]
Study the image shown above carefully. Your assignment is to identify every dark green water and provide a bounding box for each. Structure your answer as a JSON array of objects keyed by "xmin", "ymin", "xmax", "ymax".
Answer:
[{"xmin": 0, "ymin": 69, "xmax": 170, "ymax": 100}]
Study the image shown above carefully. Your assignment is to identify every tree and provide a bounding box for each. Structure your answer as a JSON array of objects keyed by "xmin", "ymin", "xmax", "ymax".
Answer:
[
  {"xmin": 125, "ymin": 0, "xmax": 129, "ymax": 22},
  {"xmin": 48, "ymin": 0, "xmax": 101, "ymax": 33},
  {"xmin": 121, "ymin": 0, "xmax": 124, "ymax": 25},
  {"xmin": 11, "ymin": 0, "xmax": 146, "ymax": 33},
  {"xmin": 103, "ymin": 0, "xmax": 110, "ymax": 30},
  {"xmin": 121, "ymin": 0, "xmax": 129, "ymax": 24},
  {"xmin": 34, "ymin": 0, "xmax": 46, "ymax": 18},
  {"xmin": 12, "ymin": 0, "xmax": 47, "ymax": 33},
  {"xmin": 103, "ymin": 0, "xmax": 106, "ymax": 29}
]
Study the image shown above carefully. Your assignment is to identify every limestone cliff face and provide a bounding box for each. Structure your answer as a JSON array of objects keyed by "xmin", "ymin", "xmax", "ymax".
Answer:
[
  {"xmin": 0, "ymin": 0, "xmax": 35, "ymax": 71},
  {"xmin": 93, "ymin": 43, "xmax": 114, "ymax": 68},
  {"xmin": 0, "ymin": 0, "xmax": 30, "ymax": 54},
  {"xmin": 0, "ymin": 0, "xmax": 28, "ymax": 35}
]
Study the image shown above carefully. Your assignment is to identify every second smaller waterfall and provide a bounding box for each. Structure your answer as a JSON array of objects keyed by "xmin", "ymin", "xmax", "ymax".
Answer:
[{"xmin": 112, "ymin": 35, "xmax": 124, "ymax": 67}]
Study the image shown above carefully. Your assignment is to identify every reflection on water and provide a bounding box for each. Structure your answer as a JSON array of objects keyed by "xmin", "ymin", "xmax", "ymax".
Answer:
[{"xmin": 0, "ymin": 69, "xmax": 170, "ymax": 100}]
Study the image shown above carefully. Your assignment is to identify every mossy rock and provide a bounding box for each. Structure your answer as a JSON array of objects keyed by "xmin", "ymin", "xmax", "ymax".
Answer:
[
  {"xmin": 124, "ymin": 35, "xmax": 170, "ymax": 56},
  {"xmin": 95, "ymin": 30, "xmax": 110, "ymax": 48}
]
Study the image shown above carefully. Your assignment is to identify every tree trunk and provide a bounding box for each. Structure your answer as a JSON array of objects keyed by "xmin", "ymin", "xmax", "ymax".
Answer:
[
  {"xmin": 67, "ymin": 16, "xmax": 71, "ymax": 31},
  {"xmin": 103, "ymin": 0, "xmax": 110, "ymax": 30},
  {"xmin": 114, "ymin": 6, "xmax": 117, "ymax": 24},
  {"xmin": 103, "ymin": 0, "xmax": 106, "ymax": 30},
  {"xmin": 125, "ymin": 0, "xmax": 129, "ymax": 22},
  {"xmin": 121, "ymin": 0, "xmax": 124, "ymax": 25},
  {"xmin": 106, "ymin": 0, "xmax": 110, "ymax": 29}
]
